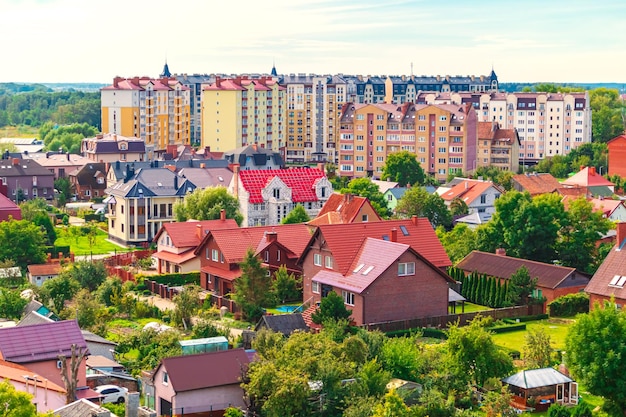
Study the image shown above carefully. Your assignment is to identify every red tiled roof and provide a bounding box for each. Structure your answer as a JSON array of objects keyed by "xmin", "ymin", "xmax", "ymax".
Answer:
[
  {"xmin": 238, "ymin": 168, "xmax": 326, "ymax": 204},
  {"xmin": 157, "ymin": 348, "xmax": 250, "ymax": 392},
  {"xmin": 27, "ymin": 263, "xmax": 62, "ymax": 277},
  {"xmin": 153, "ymin": 249, "xmax": 196, "ymax": 264},
  {"xmin": 154, "ymin": 219, "xmax": 239, "ymax": 248},
  {"xmin": 0, "ymin": 192, "xmax": 20, "ymax": 211},
  {"xmin": 477, "ymin": 121, "xmax": 496, "ymax": 139},
  {"xmin": 440, "ymin": 180, "xmax": 500, "ymax": 205},
  {"xmin": 513, "ymin": 173, "xmax": 562, "ymax": 196},
  {"xmin": 199, "ymin": 224, "xmax": 314, "ymax": 264},
  {"xmin": 563, "ymin": 166, "xmax": 614, "ymax": 187},
  {"xmin": 0, "ymin": 320, "xmax": 87, "ymax": 363},
  {"xmin": 200, "ymin": 264, "xmax": 241, "ymax": 281},
  {"xmin": 0, "ymin": 359, "xmax": 65, "ymax": 393},
  {"xmin": 313, "ymin": 193, "xmax": 381, "ymax": 224},
  {"xmin": 589, "ymin": 198, "xmax": 623, "ymax": 217},
  {"xmin": 586, "ymin": 242, "xmax": 626, "ymax": 299},
  {"xmin": 310, "ymin": 219, "xmax": 451, "ymax": 274},
  {"xmin": 456, "ymin": 251, "xmax": 578, "ymax": 289}
]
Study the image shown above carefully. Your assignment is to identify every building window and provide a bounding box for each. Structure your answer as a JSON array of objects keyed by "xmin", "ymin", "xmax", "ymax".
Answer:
[
  {"xmin": 325, "ymin": 255, "xmax": 333, "ymax": 269},
  {"xmin": 312, "ymin": 281, "xmax": 320, "ymax": 294},
  {"xmin": 212, "ymin": 249, "xmax": 219, "ymax": 261},
  {"xmin": 162, "ymin": 372, "xmax": 169, "ymax": 385},
  {"xmin": 264, "ymin": 250, "xmax": 269, "ymax": 262},
  {"xmin": 273, "ymin": 188, "xmax": 280, "ymax": 199},
  {"xmin": 342, "ymin": 290, "xmax": 355, "ymax": 306},
  {"xmin": 398, "ymin": 262, "xmax": 415, "ymax": 276},
  {"xmin": 480, "ymin": 195, "xmax": 487, "ymax": 204},
  {"xmin": 362, "ymin": 214, "xmax": 368, "ymax": 222},
  {"xmin": 314, "ymin": 253, "xmax": 322, "ymax": 266}
]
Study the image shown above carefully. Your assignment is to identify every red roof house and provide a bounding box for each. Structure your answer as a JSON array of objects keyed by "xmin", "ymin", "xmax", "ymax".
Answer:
[
  {"xmin": 607, "ymin": 134, "xmax": 626, "ymax": 179},
  {"xmin": 439, "ymin": 179, "xmax": 503, "ymax": 217},
  {"xmin": 511, "ymin": 173, "xmax": 564, "ymax": 196},
  {"xmin": 151, "ymin": 348, "xmax": 251, "ymax": 416},
  {"xmin": 152, "ymin": 211, "xmax": 239, "ymax": 274},
  {"xmin": 586, "ymin": 222, "xmax": 626, "ymax": 309},
  {"xmin": 230, "ymin": 165, "xmax": 332, "ymax": 226},
  {"xmin": 562, "ymin": 166, "xmax": 614, "ymax": 193},
  {"xmin": 27, "ymin": 263, "xmax": 62, "ymax": 287},
  {"xmin": 308, "ymin": 193, "xmax": 381, "ymax": 225},
  {"xmin": 0, "ymin": 192, "xmax": 21, "ymax": 221},
  {"xmin": 0, "ymin": 359, "xmax": 66, "ymax": 413}
]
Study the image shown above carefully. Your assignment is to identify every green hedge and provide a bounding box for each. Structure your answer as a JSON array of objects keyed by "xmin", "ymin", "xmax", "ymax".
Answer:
[
  {"xmin": 137, "ymin": 272, "xmax": 200, "ymax": 286},
  {"xmin": 488, "ymin": 323, "xmax": 526, "ymax": 334},
  {"xmin": 45, "ymin": 245, "xmax": 71, "ymax": 258},
  {"xmin": 548, "ymin": 292, "xmax": 589, "ymax": 317}
]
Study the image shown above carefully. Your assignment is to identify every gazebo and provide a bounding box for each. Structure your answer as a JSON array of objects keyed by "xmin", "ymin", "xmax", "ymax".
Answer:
[{"xmin": 502, "ymin": 367, "xmax": 578, "ymax": 411}]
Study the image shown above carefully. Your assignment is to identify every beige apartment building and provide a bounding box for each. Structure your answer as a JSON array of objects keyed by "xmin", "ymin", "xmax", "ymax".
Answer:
[{"xmin": 476, "ymin": 122, "xmax": 520, "ymax": 172}]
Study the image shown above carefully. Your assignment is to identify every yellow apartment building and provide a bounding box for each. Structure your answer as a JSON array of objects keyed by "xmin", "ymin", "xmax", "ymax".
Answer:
[
  {"xmin": 201, "ymin": 76, "xmax": 285, "ymax": 153},
  {"xmin": 101, "ymin": 77, "xmax": 190, "ymax": 159}
]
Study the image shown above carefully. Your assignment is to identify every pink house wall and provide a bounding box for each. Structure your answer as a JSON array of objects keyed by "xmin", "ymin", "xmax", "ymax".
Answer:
[
  {"xmin": 10, "ymin": 380, "xmax": 66, "ymax": 414},
  {"xmin": 25, "ymin": 359, "xmax": 86, "ymax": 389}
]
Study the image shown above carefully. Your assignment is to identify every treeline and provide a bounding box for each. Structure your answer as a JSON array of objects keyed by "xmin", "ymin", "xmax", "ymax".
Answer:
[{"xmin": 0, "ymin": 88, "xmax": 100, "ymax": 129}]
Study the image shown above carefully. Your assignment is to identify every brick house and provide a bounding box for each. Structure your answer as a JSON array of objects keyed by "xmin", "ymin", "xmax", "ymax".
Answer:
[
  {"xmin": 152, "ymin": 211, "xmax": 238, "ymax": 274},
  {"xmin": 308, "ymin": 193, "xmax": 381, "ymax": 225},
  {"xmin": 300, "ymin": 229, "xmax": 456, "ymax": 327},
  {"xmin": 194, "ymin": 223, "xmax": 313, "ymax": 298},
  {"xmin": 0, "ymin": 156, "xmax": 55, "ymax": 202},
  {"xmin": 455, "ymin": 250, "xmax": 590, "ymax": 308},
  {"xmin": 607, "ymin": 134, "xmax": 626, "ymax": 179},
  {"xmin": 586, "ymin": 222, "xmax": 626, "ymax": 309},
  {"xmin": 511, "ymin": 172, "xmax": 564, "ymax": 197},
  {"xmin": 68, "ymin": 162, "xmax": 107, "ymax": 201}
]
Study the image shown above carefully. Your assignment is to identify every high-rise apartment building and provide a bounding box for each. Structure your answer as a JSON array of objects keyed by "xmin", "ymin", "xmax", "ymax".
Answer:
[
  {"xmin": 201, "ymin": 76, "xmax": 285, "ymax": 153},
  {"xmin": 417, "ymin": 91, "xmax": 591, "ymax": 165},
  {"xmin": 338, "ymin": 102, "xmax": 476, "ymax": 182},
  {"xmin": 101, "ymin": 77, "xmax": 191, "ymax": 159},
  {"xmin": 174, "ymin": 74, "xmax": 214, "ymax": 146}
]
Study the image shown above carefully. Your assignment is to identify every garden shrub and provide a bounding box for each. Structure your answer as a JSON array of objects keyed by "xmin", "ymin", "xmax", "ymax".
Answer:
[
  {"xmin": 548, "ymin": 292, "xmax": 589, "ymax": 317},
  {"xmin": 137, "ymin": 272, "xmax": 199, "ymax": 286}
]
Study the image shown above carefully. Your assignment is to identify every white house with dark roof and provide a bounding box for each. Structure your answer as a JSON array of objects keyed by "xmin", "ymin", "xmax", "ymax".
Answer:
[{"xmin": 81, "ymin": 133, "xmax": 146, "ymax": 163}]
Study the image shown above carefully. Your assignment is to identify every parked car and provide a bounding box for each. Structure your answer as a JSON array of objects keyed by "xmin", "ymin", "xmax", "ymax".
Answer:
[{"xmin": 95, "ymin": 384, "xmax": 128, "ymax": 404}]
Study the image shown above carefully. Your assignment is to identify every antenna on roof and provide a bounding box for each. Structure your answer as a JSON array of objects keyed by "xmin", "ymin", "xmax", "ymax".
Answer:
[{"xmin": 410, "ymin": 62, "xmax": 413, "ymax": 77}]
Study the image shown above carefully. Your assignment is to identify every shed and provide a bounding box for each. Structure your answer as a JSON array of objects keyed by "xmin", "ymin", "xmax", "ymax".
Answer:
[
  {"xmin": 502, "ymin": 367, "xmax": 578, "ymax": 411},
  {"xmin": 255, "ymin": 313, "xmax": 308, "ymax": 336}
]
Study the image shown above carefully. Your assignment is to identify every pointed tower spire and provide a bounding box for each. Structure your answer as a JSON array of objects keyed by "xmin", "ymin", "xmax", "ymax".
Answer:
[
  {"xmin": 270, "ymin": 60, "xmax": 277, "ymax": 77},
  {"xmin": 160, "ymin": 60, "xmax": 171, "ymax": 78}
]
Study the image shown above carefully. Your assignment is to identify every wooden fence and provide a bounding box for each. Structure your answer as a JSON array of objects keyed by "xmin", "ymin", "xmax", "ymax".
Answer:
[{"xmin": 363, "ymin": 304, "xmax": 544, "ymax": 333}]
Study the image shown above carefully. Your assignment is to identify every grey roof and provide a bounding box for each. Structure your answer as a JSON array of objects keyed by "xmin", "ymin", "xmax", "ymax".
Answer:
[
  {"xmin": 178, "ymin": 167, "xmax": 233, "ymax": 189},
  {"xmin": 387, "ymin": 187, "xmax": 408, "ymax": 199},
  {"xmin": 455, "ymin": 212, "xmax": 493, "ymax": 226},
  {"xmin": 224, "ymin": 145, "xmax": 284, "ymax": 168},
  {"xmin": 17, "ymin": 310, "xmax": 54, "ymax": 327},
  {"xmin": 502, "ymin": 368, "xmax": 573, "ymax": 389},
  {"xmin": 108, "ymin": 159, "xmax": 229, "ymax": 182},
  {"xmin": 106, "ymin": 168, "xmax": 197, "ymax": 198},
  {"xmin": 54, "ymin": 398, "xmax": 112, "ymax": 417},
  {"xmin": 255, "ymin": 313, "xmax": 308, "ymax": 336},
  {"xmin": 448, "ymin": 288, "xmax": 466, "ymax": 303},
  {"xmin": 0, "ymin": 157, "xmax": 55, "ymax": 177}
]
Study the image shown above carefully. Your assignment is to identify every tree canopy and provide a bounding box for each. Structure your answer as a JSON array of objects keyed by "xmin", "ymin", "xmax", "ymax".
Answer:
[
  {"xmin": 281, "ymin": 204, "xmax": 310, "ymax": 224},
  {"xmin": 395, "ymin": 186, "xmax": 452, "ymax": 229},
  {"xmin": 339, "ymin": 178, "xmax": 390, "ymax": 218},
  {"xmin": 589, "ymin": 88, "xmax": 625, "ymax": 143},
  {"xmin": 39, "ymin": 122, "xmax": 99, "ymax": 154},
  {"xmin": 0, "ymin": 218, "xmax": 47, "ymax": 270},
  {"xmin": 0, "ymin": 379, "xmax": 40, "ymax": 417},
  {"xmin": 232, "ymin": 248, "xmax": 273, "ymax": 321},
  {"xmin": 174, "ymin": 186, "xmax": 243, "ymax": 225},
  {"xmin": 381, "ymin": 151, "xmax": 425, "ymax": 187}
]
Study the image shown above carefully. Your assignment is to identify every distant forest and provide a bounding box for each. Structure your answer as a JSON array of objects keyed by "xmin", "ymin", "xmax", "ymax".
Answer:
[
  {"xmin": 0, "ymin": 83, "xmax": 101, "ymax": 129},
  {"xmin": 500, "ymin": 82, "xmax": 626, "ymax": 93}
]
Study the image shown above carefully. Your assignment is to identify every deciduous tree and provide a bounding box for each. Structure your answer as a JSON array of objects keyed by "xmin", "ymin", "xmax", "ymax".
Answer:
[
  {"xmin": 340, "ymin": 177, "xmax": 391, "ymax": 218},
  {"xmin": 172, "ymin": 284, "xmax": 201, "ymax": 330},
  {"xmin": 523, "ymin": 327, "xmax": 553, "ymax": 369},
  {"xmin": 174, "ymin": 186, "xmax": 243, "ymax": 225},
  {"xmin": 396, "ymin": 186, "xmax": 452, "ymax": 229},
  {"xmin": 436, "ymin": 224, "xmax": 477, "ymax": 263},
  {"xmin": 0, "ymin": 218, "xmax": 47, "ymax": 269},
  {"xmin": 41, "ymin": 274, "xmax": 80, "ymax": 313},
  {"xmin": 0, "ymin": 379, "xmax": 40, "ymax": 416},
  {"xmin": 381, "ymin": 151, "xmax": 425, "ymax": 186},
  {"xmin": 311, "ymin": 291, "xmax": 352, "ymax": 325},
  {"xmin": 281, "ymin": 204, "xmax": 310, "ymax": 224}
]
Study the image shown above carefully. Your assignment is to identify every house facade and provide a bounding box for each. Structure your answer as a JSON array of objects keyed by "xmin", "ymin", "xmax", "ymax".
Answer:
[
  {"xmin": 29, "ymin": 152, "xmax": 91, "ymax": 179},
  {"xmin": 308, "ymin": 193, "xmax": 381, "ymax": 225},
  {"xmin": 81, "ymin": 133, "xmax": 146, "ymax": 163},
  {"xmin": 68, "ymin": 162, "xmax": 107, "ymax": 201},
  {"xmin": 27, "ymin": 264, "xmax": 62, "ymax": 287},
  {"xmin": 586, "ymin": 222, "xmax": 626, "ymax": 308},
  {"xmin": 0, "ymin": 156, "xmax": 55, "ymax": 202},
  {"xmin": 439, "ymin": 179, "xmax": 503, "ymax": 216},
  {"xmin": 230, "ymin": 165, "xmax": 332, "ymax": 226}
]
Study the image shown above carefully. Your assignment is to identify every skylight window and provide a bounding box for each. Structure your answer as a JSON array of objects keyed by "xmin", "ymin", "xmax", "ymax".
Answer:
[
  {"xmin": 362, "ymin": 266, "xmax": 374, "ymax": 275},
  {"xmin": 618, "ymin": 276, "xmax": 626, "ymax": 288},
  {"xmin": 609, "ymin": 275, "xmax": 620, "ymax": 286},
  {"xmin": 353, "ymin": 264, "xmax": 365, "ymax": 273},
  {"xmin": 609, "ymin": 275, "xmax": 626, "ymax": 288},
  {"xmin": 399, "ymin": 225, "xmax": 409, "ymax": 236}
]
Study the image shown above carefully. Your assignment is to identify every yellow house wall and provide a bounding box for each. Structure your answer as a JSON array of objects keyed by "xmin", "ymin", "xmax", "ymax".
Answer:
[{"xmin": 202, "ymin": 89, "xmax": 241, "ymax": 152}]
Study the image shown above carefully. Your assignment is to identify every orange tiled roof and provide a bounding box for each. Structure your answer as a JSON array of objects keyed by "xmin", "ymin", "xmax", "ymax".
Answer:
[
  {"xmin": 563, "ymin": 166, "xmax": 614, "ymax": 187},
  {"xmin": 513, "ymin": 173, "xmax": 562, "ymax": 196},
  {"xmin": 440, "ymin": 180, "xmax": 498, "ymax": 205},
  {"xmin": 238, "ymin": 168, "xmax": 325, "ymax": 204},
  {"xmin": 27, "ymin": 264, "xmax": 62, "ymax": 277},
  {"xmin": 0, "ymin": 359, "xmax": 65, "ymax": 393},
  {"xmin": 589, "ymin": 198, "xmax": 624, "ymax": 217},
  {"xmin": 313, "ymin": 193, "xmax": 381, "ymax": 224}
]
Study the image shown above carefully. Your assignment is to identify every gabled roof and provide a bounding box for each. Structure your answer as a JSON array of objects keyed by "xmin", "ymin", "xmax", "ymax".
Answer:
[
  {"xmin": 255, "ymin": 313, "xmax": 308, "ymax": 336},
  {"xmin": 225, "ymin": 144, "xmax": 284, "ymax": 168},
  {"xmin": 54, "ymin": 398, "xmax": 110, "ymax": 417},
  {"xmin": 586, "ymin": 236, "xmax": 626, "ymax": 299},
  {"xmin": 563, "ymin": 166, "xmax": 614, "ymax": 188},
  {"xmin": 0, "ymin": 157, "xmax": 55, "ymax": 177},
  {"xmin": 385, "ymin": 187, "xmax": 409, "ymax": 200},
  {"xmin": 307, "ymin": 219, "xmax": 451, "ymax": 273},
  {"xmin": 370, "ymin": 179, "xmax": 399, "ymax": 194},
  {"xmin": 589, "ymin": 198, "xmax": 624, "ymax": 217},
  {"xmin": 106, "ymin": 168, "xmax": 196, "ymax": 198},
  {"xmin": 69, "ymin": 162, "xmax": 107, "ymax": 189},
  {"xmin": 456, "ymin": 251, "xmax": 580, "ymax": 289},
  {"xmin": 178, "ymin": 167, "xmax": 233, "ymax": 189},
  {"xmin": 155, "ymin": 348, "xmax": 250, "ymax": 392},
  {"xmin": 440, "ymin": 180, "xmax": 501, "ymax": 205},
  {"xmin": 512, "ymin": 173, "xmax": 563, "ymax": 196},
  {"xmin": 154, "ymin": 219, "xmax": 239, "ymax": 248},
  {"xmin": 238, "ymin": 168, "xmax": 326, "ymax": 204},
  {"xmin": 0, "ymin": 359, "xmax": 65, "ymax": 393},
  {"xmin": 502, "ymin": 367, "xmax": 572, "ymax": 389},
  {"xmin": 0, "ymin": 193, "xmax": 19, "ymax": 211},
  {"xmin": 17, "ymin": 310, "xmax": 54, "ymax": 327},
  {"xmin": 311, "ymin": 193, "xmax": 381, "ymax": 225},
  {"xmin": 27, "ymin": 263, "xmax": 62, "ymax": 277},
  {"xmin": 0, "ymin": 320, "xmax": 87, "ymax": 363}
]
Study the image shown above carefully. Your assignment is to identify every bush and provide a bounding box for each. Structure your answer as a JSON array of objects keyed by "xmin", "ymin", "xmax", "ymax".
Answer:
[
  {"xmin": 488, "ymin": 323, "xmax": 526, "ymax": 334},
  {"xmin": 137, "ymin": 272, "xmax": 199, "ymax": 286},
  {"xmin": 548, "ymin": 292, "xmax": 589, "ymax": 317}
]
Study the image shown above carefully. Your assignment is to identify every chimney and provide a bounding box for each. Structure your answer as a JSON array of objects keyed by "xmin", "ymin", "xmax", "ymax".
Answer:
[
  {"xmin": 266, "ymin": 231, "xmax": 278, "ymax": 242},
  {"xmin": 232, "ymin": 163, "xmax": 240, "ymax": 200},
  {"xmin": 589, "ymin": 166, "xmax": 596, "ymax": 175},
  {"xmin": 411, "ymin": 215, "xmax": 418, "ymax": 226},
  {"xmin": 196, "ymin": 224, "xmax": 203, "ymax": 240},
  {"xmin": 220, "ymin": 209, "xmax": 226, "ymax": 221},
  {"xmin": 317, "ymin": 162, "xmax": 325, "ymax": 173},
  {"xmin": 66, "ymin": 152, "xmax": 70, "ymax": 161},
  {"xmin": 174, "ymin": 176, "xmax": 179, "ymax": 190},
  {"xmin": 215, "ymin": 76, "xmax": 221, "ymax": 88},
  {"xmin": 344, "ymin": 193, "xmax": 353, "ymax": 203},
  {"xmin": 252, "ymin": 143, "xmax": 258, "ymax": 151},
  {"xmin": 200, "ymin": 163, "xmax": 206, "ymax": 169},
  {"xmin": 391, "ymin": 228, "xmax": 398, "ymax": 242},
  {"xmin": 12, "ymin": 158, "xmax": 19, "ymax": 166},
  {"xmin": 105, "ymin": 162, "xmax": 110, "ymax": 174},
  {"xmin": 617, "ymin": 222, "xmax": 626, "ymax": 247},
  {"xmin": 495, "ymin": 248, "xmax": 506, "ymax": 256},
  {"xmin": 113, "ymin": 77, "xmax": 122, "ymax": 88},
  {"xmin": 131, "ymin": 77, "xmax": 139, "ymax": 86}
]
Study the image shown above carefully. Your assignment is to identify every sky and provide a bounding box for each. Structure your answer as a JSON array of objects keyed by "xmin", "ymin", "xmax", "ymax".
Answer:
[{"xmin": 2, "ymin": 0, "xmax": 626, "ymax": 84}]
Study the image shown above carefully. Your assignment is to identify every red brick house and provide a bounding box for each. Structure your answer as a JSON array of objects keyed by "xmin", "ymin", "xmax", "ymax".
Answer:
[
  {"xmin": 511, "ymin": 172, "xmax": 564, "ymax": 197},
  {"xmin": 455, "ymin": 250, "xmax": 590, "ymax": 307},
  {"xmin": 308, "ymin": 193, "xmax": 381, "ymax": 225},
  {"xmin": 607, "ymin": 134, "xmax": 626, "ymax": 179},
  {"xmin": 68, "ymin": 162, "xmax": 107, "ymax": 201},
  {"xmin": 193, "ymin": 224, "xmax": 313, "ymax": 298},
  {"xmin": 152, "ymin": 211, "xmax": 239, "ymax": 273},
  {"xmin": 300, "ymin": 229, "xmax": 456, "ymax": 326},
  {"xmin": 586, "ymin": 222, "xmax": 626, "ymax": 309}
]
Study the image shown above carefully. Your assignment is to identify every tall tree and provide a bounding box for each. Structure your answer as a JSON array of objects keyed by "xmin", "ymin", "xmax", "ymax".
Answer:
[
  {"xmin": 172, "ymin": 284, "xmax": 201, "ymax": 330},
  {"xmin": 174, "ymin": 186, "xmax": 243, "ymax": 225},
  {"xmin": 281, "ymin": 204, "xmax": 310, "ymax": 224},
  {"xmin": 41, "ymin": 274, "xmax": 80, "ymax": 313},
  {"xmin": 507, "ymin": 266, "xmax": 538, "ymax": 306},
  {"xmin": 523, "ymin": 327, "xmax": 553, "ymax": 369},
  {"xmin": 381, "ymin": 151, "xmax": 425, "ymax": 186},
  {"xmin": 311, "ymin": 291, "xmax": 352, "ymax": 325},
  {"xmin": 565, "ymin": 300, "xmax": 626, "ymax": 413},
  {"xmin": 232, "ymin": 249, "xmax": 272, "ymax": 321},
  {"xmin": 396, "ymin": 186, "xmax": 452, "ymax": 229},
  {"xmin": 589, "ymin": 88, "xmax": 625, "ymax": 143},
  {"xmin": 61, "ymin": 260, "xmax": 107, "ymax": 292},
  {"xmin": 340, "ymin": 177, "xmax": 390, "ymax": 218},
  {"xmin": 0, "ymin": 218, "xmax": 46, "ymax": 269}
]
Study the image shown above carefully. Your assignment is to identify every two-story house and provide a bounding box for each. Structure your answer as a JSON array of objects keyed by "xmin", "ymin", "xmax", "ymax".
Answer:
[
  {"xmin": 194, "ymin": 224, "xmax": 313, "ymax": 301},
  {"xmin": 153, "ymin": 211, "xmax": 239, "ymax": 274},
  {"xmin": 439, "ymin": 178, "xmax": 503, "ymax": 217},
  {"xmin": 29, "ymin": 152, "xmax": 91, "ymax": 179},
  {"xmin": 68, "ymin": 162, "xmax": 107, "ymax": 201},
  {"xmin": 104, "ymin": 167, "xmax": 197, "ymax": 245},
  {"xmin": 308, "ymin": 193, "xmax": 381, "ymax": 225},
  {"xmin": 81, "ymin": 133, "xmax": 146, "ymax": 163},
  {"xmin": 300, "ymin": 225, "xmax": 456, "ymax": 326},
  {"xmin": 0, "ymin": 155, "xmax": 55, "ymax": 202},
  {"xmin": 230, "ymin": 164, "xmax": 333, "ymax": 226}
]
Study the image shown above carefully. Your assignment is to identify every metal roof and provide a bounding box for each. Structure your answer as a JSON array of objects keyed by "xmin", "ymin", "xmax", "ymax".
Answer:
[{"xmin": 502, "ymin": 368, "xmax": 572, "ymax": 389}]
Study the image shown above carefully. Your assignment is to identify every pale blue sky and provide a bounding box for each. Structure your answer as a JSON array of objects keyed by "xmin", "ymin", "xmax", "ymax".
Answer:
[{"xmin": 2, "ymin": 0, "xmax": 625, "ymax": 84}]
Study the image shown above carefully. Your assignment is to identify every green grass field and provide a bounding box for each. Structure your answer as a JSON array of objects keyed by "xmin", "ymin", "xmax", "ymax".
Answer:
[
  {"xmin": 491, "ymin": 317, "xmax": 575, "ymax": 352},
  {"xmin": 55, "ymin": 226, "xmax": 130, "ymax": 256}
]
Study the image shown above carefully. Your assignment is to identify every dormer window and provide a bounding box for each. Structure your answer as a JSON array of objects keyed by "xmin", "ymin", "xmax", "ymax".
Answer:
[
  {"xmin": 119, "ymin": 142, "xmax": 128, "ymax": 150},
  {"xmin": 273, "ymin": 188, "xmax": 280, "ymax": 199}
]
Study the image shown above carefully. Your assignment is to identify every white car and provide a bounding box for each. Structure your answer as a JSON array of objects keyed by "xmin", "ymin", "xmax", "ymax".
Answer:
[{"xmin": 95, "ymin": 385, "xmax": 128, "ymax": 404}]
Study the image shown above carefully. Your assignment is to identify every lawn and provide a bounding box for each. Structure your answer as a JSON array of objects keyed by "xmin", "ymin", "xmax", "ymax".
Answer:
[
  {"xmin": 55, "ymin": 226, "xmax": 130, "ymax": 256},
  {"xmin": 491, "ymin": 317, "xmax": 575, "ymax": 352}
]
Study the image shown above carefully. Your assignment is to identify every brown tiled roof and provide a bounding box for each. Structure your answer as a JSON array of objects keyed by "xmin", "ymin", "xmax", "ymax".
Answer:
[
  {"xmin": 313, "ymin": 193, "xmax": 381, "ymax": 224},
  {"xmin": 456, "ymin": 251, "xmax": 577, "ymax": 289},
  {"xmin": 309, "ymin": 218, "xmax": 451, "ymax": 274},
  {"xmin": 0, "ymin": 320, "xmax": 87, "ymax": 363},
  {"xmin": 157, "ymin": 348, "xmax": 250, "ymax": 392},
  {"xmin": 513, "ymin": 173, "xmax": 562, "ymax": 196},
  {"xmin": 477, "ymin": 121, "xmax": 496, "ymax": 139},
  {"xmin": 27, "ymin": 263, "xmax": 62, "ymax": 277},
  {"xmin": 586, "ymin": 244, "xmax": 626, "ymax": 299}
]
